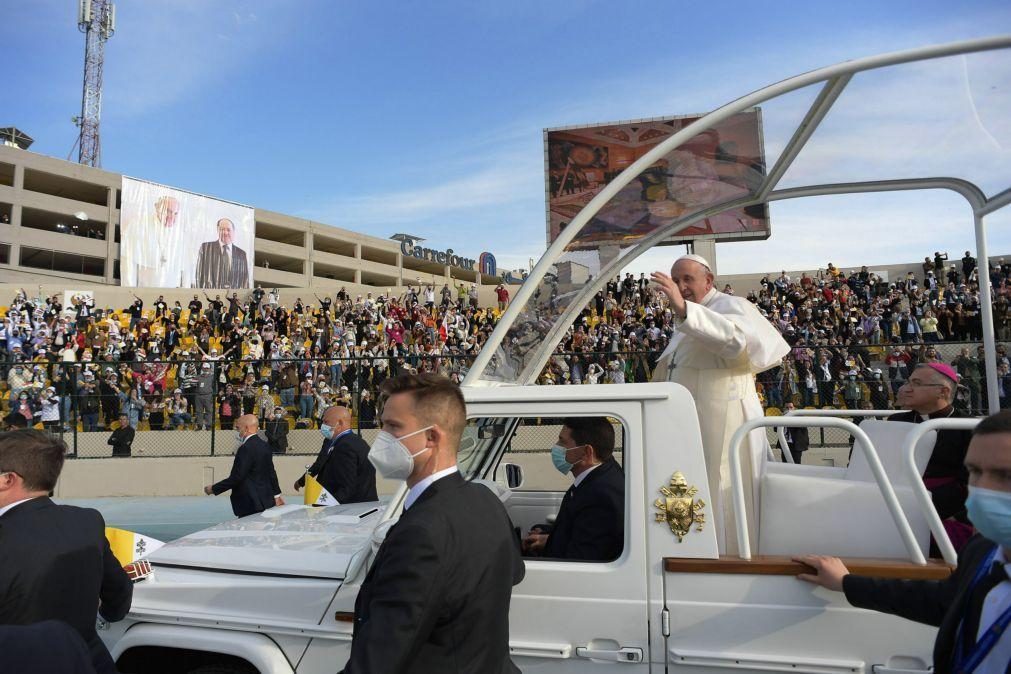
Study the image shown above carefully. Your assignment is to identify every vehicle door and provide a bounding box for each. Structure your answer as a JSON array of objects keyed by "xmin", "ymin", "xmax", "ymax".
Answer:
[{"xmin": 466, "ymin": 397, "xmax": 651, "ymax": 672}]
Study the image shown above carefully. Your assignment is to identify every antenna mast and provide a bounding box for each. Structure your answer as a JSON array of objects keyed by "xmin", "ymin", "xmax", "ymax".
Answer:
[{"xmin": 75, "ymin": 0, "xmax": 115, "ymax": 167}]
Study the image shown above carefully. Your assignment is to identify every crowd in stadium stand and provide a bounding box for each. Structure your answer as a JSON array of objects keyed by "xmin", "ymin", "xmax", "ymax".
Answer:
[{"xmin": 3, "ymin": 249, "xmax": 1011, "ymax": 435}]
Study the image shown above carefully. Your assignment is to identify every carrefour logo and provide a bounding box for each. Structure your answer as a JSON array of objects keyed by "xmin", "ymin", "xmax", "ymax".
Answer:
[{"xmin": 479, "ymin": 252, "xmax": 497, "ymax": 277}]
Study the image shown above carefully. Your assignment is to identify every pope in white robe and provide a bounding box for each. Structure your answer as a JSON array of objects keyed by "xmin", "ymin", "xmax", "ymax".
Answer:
[
  {"xmin": 125, "ymin": 195, "xmax": 187, "ymax": 288},
  {"xmin": 651, "ymin": 254, "xmax": 789, "ymax": 555}
]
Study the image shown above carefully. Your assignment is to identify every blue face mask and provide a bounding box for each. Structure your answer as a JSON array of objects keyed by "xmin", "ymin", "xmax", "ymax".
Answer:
[
  {"xmin": 551, "ymin": 444, "xmax": 574, "ymax": 475},
  {"xmin": 966, "ymin": 486, "xmax": 1011, "ymax": 548},
  {"xmin": 321, "ymin": 424, "xmax": 334, "ymax": 440}
]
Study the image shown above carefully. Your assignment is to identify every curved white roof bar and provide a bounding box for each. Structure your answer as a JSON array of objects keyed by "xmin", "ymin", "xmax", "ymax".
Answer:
[{"xmin": 465, "ymin": 35, "xmax": 1011, "ymax": 410}]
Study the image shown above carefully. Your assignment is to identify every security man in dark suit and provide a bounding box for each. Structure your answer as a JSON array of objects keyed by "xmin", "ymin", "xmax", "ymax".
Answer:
[
  {"xmin": 776, "ymin": 402, "xmax": 809, "ymax": 464},
  {"xmin": 194, "ymin": 218, "xmax": 250, "ymax": 289},
  {"xmin": 294, "ymin": 405, "xmax": 377, "ymax": 504},
  {"xmin": 522, "ymin": 417, "xmax": 625, "ymax": 562},
  {"xmin": 108, "ymin": 412, "xmax": 135, "ymax": 457},
  {"xmin": 340, "ymin": 373, "xmax": 524, "ymax": 674},
  {"xmin": 0, "ymin": 430, "xmax": 133, "ymax": 674},
  {"xmin": 204, "ymin": 414, "xmax": 284, "ymax": 517},
  {"xmin": 798, "ymin": 409, "xmax": 1011, "ymax": 671}
]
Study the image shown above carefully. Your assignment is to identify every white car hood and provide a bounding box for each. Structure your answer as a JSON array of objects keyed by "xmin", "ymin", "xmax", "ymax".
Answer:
[{"xmin": 149, "ymin": 502, "xmax": 385, "ymax": 579}]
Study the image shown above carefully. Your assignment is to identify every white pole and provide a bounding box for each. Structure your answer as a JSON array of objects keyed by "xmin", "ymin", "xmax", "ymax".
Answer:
[{"xmin": 974, "ymin": 212, "xmax": 999, "ymax": 414}]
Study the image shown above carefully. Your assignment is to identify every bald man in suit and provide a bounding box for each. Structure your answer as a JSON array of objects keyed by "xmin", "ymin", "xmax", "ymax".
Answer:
[{"xmin": 194, "ymin": 218, "xmax": 249, "ymax": 289}]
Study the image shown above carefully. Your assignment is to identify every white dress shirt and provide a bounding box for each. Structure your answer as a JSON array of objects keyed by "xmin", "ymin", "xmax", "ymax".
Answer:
[
  {"xmin": 572, "ymin": 463, "xmax": 600, "ymax": 489},
  {"xmin": 0, "ymin": 496, "xmax": 38, "ymax": 518},
  {"xmin": 404, "ymin": 466, "xmax": 458, "ymax": 511}
]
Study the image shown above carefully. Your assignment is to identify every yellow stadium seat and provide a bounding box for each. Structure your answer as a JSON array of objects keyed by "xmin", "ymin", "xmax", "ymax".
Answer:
[{"xmin": 765, "ymin": 406, "xmax": 782, "ymax": 417}]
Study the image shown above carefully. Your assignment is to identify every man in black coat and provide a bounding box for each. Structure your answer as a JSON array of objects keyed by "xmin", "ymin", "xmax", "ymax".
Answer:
[
  {"xmin": 522, "ymin": 417, "xmax": 625, "ymax": 562},
  {"xmin": 108, "ymin": 412, "xmax": 135, "ymax": 457},
  {"xmin": 265, "ymin": 406, "xmax": 289, "ymax": 454},
  {"xmin": 797, "ymin": 409, "xmax": 1011, "ymax": 672},
  {"xmin": 341, "ymin": 374, "xmax": 524, "ymax": 674},
  {"xmin": 776, "ymin": 402, "xmax": 810, "ymax": 465},
  {"xmin": 0, "ymin": 430, "xmax": 133, "ymax": 674},
  {"xmin": 205, "ymin": 414, "xmax": 283, "ymax": 517},
  {"xmin": 294, "ymin": 405, "xmax": 376, "ymax": 505}
]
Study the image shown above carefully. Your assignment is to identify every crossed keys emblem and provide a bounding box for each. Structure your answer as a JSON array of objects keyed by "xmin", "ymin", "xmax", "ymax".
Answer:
[{"xmin": 653, "ymin": 472, "xmax": 706, "ymax": 542}]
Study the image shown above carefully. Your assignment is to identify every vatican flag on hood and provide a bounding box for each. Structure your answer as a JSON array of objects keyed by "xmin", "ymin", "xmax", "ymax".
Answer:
[
  {"xmin": 106, "ymin": 527, "xmax": 164, "ymax": 565},
  {"xmin": 304, "ymin": 472, "xmax": 338, "ymax": 506}
]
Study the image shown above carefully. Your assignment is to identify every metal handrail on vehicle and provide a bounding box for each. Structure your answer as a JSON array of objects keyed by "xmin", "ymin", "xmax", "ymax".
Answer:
[
  {"xmin": 729, "ymin": 417, "xmax": 926, "ymax": 564},
  {"xmin": 775, "ymin": 409, "xmax": 894, "ymax": 463},
  {"xmin": 900, "ymin": 417, "xmax": 981, "ymax": 565}
]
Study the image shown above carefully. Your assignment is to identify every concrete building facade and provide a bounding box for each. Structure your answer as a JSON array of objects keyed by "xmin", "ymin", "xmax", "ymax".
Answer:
[{"xmin": 0, "ymin": 145, "xmax": 507, "ymax": 294}]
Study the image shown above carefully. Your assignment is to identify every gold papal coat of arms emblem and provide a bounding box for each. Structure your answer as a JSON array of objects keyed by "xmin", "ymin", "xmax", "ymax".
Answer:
[{"xmin": 653, "ymin": 472, "xmax": 706, "ymax": 541}]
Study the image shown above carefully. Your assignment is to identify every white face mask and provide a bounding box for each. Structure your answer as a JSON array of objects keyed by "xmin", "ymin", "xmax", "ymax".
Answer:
[{"xmin": 368, "ymin": 426, "xmax": 433, "ymax": 480}]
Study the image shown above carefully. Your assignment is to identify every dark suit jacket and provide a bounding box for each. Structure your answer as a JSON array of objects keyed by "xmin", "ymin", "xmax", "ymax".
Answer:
[
  {"xmin": 194, "ymin": 240, "xmax": 249, "ymax": 289},
  {"xmin": 342, "ymin": 472, "xmax": 525, "ymax": 674},
  {"xmin": 843, "ymin": 535, "xmax": 1000, "ymax": 674},
  {"xmin": 0, "ymin": 498, "xmax": 132, "ymax": 673},
  {"xmin": 108, "ymin": 425, "xmax": 135, "ymax": 457},
  {"xmin": 543, "ymin": 458, "xmax": 625, "ymax": 562},
  {"xmin": 212, "ymin": 435, "xmax": 282, "ymax": 517},
  {"xmin": 888, "ymin": 408, "xmax": 973, "ymax": 520},
  {"xmin": 0, "ymin": 620, "xmax": 98, "ymax": 674},
  {"xmin": 308, "ymin": 431, "xmax": 377, "ymax": 504},
  {"xmin": 776, "ymin": 426, "xmax": 810, "ymax": 453}
]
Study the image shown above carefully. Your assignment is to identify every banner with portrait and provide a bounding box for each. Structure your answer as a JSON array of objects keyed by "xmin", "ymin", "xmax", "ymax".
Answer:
[{"xmin": 119, "ymin": 177, "xmax": 255, "ymax": 289}]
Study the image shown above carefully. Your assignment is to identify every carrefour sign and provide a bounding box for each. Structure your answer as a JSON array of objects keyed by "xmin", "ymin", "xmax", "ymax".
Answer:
[
  {"xmin": 399, "ymin": 241, "xmax": 524, "ymax": 283},
  {"xmin": 400, "ymin": 240, "xmax": 476, "ymax": 271}
]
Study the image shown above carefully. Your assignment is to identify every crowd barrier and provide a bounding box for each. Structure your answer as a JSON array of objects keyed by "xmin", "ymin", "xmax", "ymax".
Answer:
[{"xmin": 0, "ymin": 341, "xmax": 997, "ymax": 460}]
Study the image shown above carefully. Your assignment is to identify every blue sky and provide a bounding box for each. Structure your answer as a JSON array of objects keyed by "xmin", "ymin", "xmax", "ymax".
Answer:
[{"xmin": 6, "ymin": 1, "xmax": 1010, "ymax": 276}]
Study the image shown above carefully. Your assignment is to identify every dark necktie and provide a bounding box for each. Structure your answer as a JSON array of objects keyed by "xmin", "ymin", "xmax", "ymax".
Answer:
[{"xmin": 959, "ymin": 560, "xmax": 1009, "ymax": 660}]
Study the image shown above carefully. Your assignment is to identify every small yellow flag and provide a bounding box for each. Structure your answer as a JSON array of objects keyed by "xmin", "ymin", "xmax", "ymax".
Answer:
[
  {"xmin": 304, "ymin": 473, "xmax": 337, "ymax": 506},
  {"xmin": 105, "ymin": 527, "xmax": 164, "ymax": 565}
]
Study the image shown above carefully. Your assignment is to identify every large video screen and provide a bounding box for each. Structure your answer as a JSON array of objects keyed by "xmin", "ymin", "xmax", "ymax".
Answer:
[
  {"xmin": 119, "ymin": 177, "xmax": 255, "ymax": 288},
  {"xmin": 545, "ymin": 110, "xmax": 769, "ymax": 247}
]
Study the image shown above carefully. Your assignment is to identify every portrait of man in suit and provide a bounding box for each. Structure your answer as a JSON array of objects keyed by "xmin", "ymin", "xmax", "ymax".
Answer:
[
  {"xmin": 340, "ymin": 373, "xmax": 524, "ymax": 674},
  {"xmin": 194, "ymin": 217, "xmax": 250, "ymax": 289},
  {"xmin": 522, "ymin": 416, "xmax": 625, "ymax": 562},
  {"xmin": 0, "ymin": 430, "xmax": 133, "ymax": 674},
  {"xmin": 204, "ymin": 414, "xmax": 283, "ymax": 517},
  {"xmin": 294, "ymin": 405, "xmax": 377, "ymax": 505}
]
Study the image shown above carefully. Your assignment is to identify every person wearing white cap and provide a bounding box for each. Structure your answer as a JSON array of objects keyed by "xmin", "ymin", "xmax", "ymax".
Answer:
[{"xmin": 651, "ymin": 253, "xmax": 789, "ymax": 555}]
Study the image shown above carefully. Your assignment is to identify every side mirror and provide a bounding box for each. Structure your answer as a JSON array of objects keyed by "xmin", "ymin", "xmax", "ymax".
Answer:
[{"xmin": 502, "ymin": 463, "xmax": 524, "ymax": 490}]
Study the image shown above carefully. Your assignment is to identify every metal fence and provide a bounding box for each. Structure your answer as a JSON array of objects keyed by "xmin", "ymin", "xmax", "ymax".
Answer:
[{"xmin": 0, "ymin": 341, "xmax": 998, "ymax": 459}]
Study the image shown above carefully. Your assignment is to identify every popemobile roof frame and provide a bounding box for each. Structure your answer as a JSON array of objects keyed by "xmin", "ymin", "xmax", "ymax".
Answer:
[{"xmin": 465, "ymin": 34, "xmax": 1011, "ymax": 413}]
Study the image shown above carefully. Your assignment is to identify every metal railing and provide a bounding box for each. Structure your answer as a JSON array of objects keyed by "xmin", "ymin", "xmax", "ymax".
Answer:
[{"xmin": 728, "ymin": 416, "xmax": 925, "ymax": 564}]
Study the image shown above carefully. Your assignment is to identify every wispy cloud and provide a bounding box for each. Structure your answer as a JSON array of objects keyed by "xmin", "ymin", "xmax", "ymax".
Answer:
[{"xmin": 102, "ymin": 1, "xmax": 294, "ymax": 117}]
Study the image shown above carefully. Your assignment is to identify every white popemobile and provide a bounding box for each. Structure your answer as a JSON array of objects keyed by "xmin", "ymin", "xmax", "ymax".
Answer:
[{"xmin": 103, "ymin": 36, "xmax": 1011, "ymax": 673}]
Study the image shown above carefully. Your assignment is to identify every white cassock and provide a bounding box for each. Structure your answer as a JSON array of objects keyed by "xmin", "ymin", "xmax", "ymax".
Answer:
[
  {"xmin": 652, "ymin": 287, "xmax": 789, "ymax": 555},
  {"xmin": 129, "ymin": 214, "xmax": 187, "ymax": 288}
]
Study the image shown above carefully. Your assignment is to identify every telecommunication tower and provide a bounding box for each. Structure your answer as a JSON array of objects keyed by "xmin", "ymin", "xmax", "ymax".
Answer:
[{"xmin": 75, "ymin": 0, "xmax": 115, "ymax": 167}]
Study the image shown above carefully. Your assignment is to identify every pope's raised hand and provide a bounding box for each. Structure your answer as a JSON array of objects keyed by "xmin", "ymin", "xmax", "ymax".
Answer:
[{"xmin": 650, "ymin": 271, "xmax": 687, "ymax": 318}]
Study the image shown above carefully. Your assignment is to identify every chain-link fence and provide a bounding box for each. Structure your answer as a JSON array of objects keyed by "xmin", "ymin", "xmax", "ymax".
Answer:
[{"xmin": 0, "ymin": 341, "xmax": 1000, "ymax": 459}]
